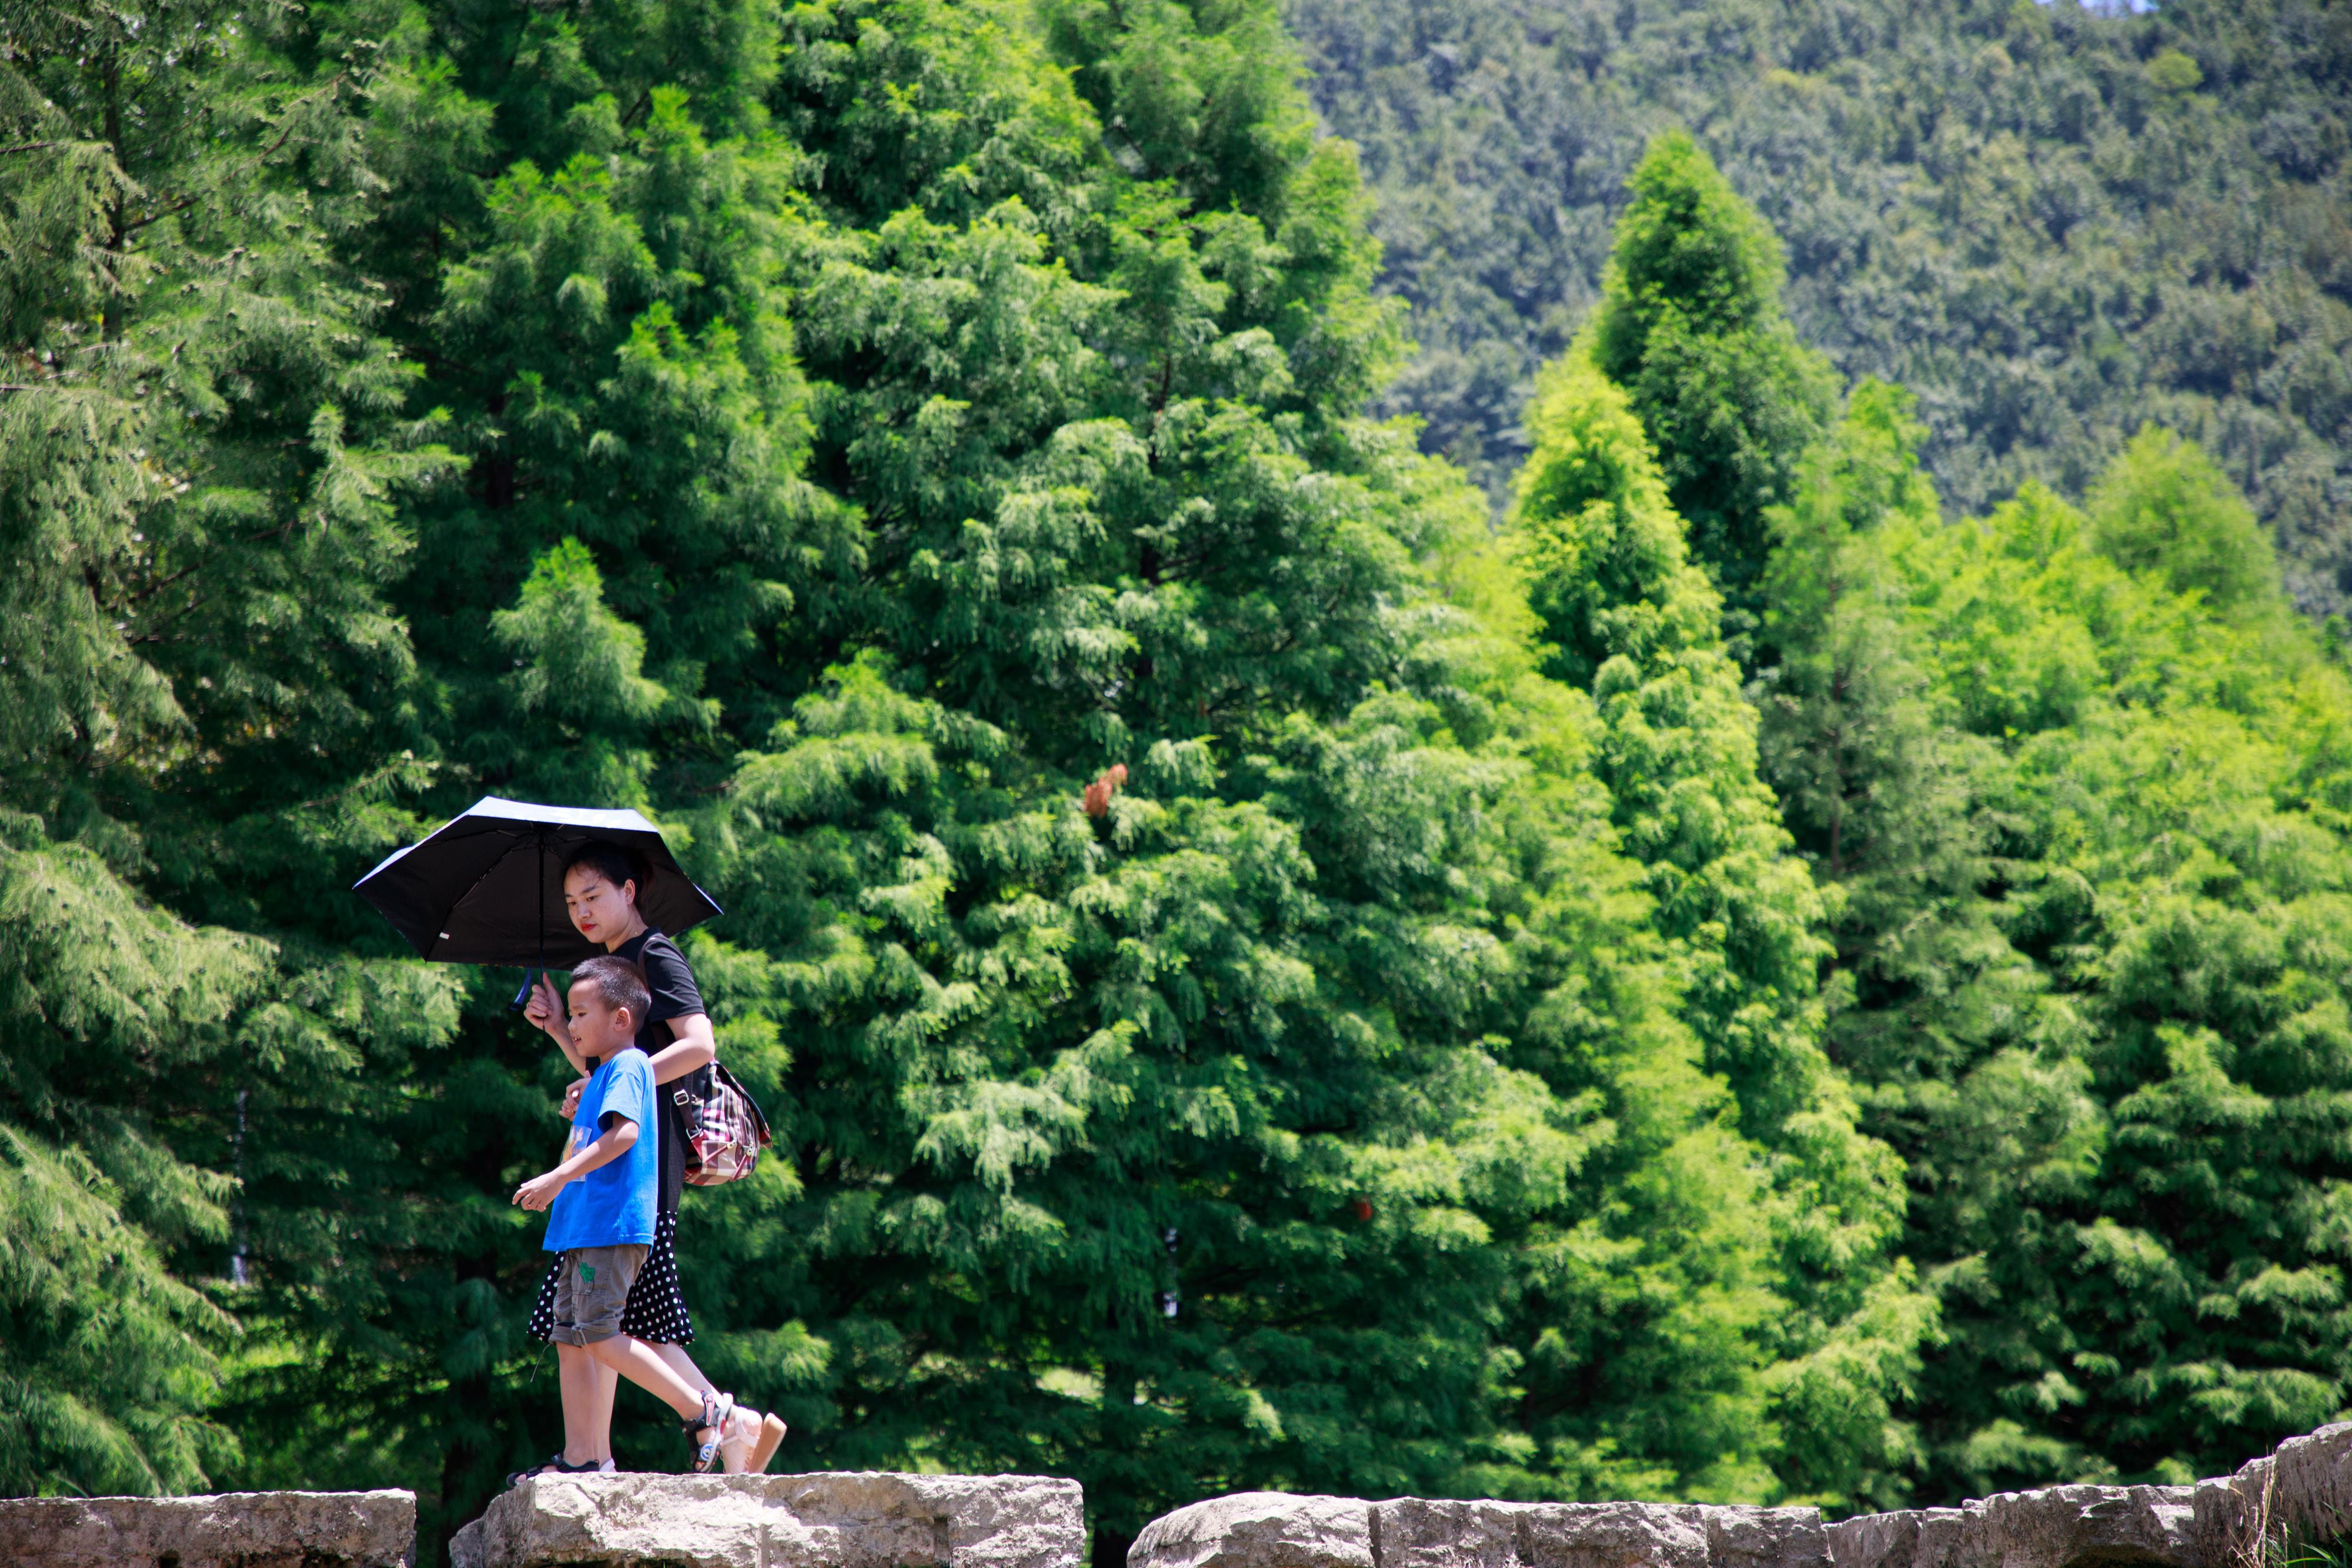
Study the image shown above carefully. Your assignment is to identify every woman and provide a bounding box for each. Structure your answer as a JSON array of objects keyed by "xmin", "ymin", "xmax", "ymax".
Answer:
[{"xmin": 522, "ymin": 841, "xmax": 787, "ymax": 1475}]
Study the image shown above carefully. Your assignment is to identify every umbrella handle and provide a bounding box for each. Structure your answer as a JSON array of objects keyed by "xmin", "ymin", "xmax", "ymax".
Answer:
[{"xmin": 513, "ymin": 831, "xmax": 550, "ymax": 1016}]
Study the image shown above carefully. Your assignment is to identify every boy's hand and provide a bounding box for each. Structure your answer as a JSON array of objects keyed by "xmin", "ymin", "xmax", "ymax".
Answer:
[
  {"xmin": 524, "ymin": 974, "xmax": 566, "ymax": 1037},
  {"xmin": 513, "ymin": 1169, "xmax": 568, "ymax": 1211},
  {"xmin": 560, "ymin": 1078, "xmax": 587, "ymax": 1120}
]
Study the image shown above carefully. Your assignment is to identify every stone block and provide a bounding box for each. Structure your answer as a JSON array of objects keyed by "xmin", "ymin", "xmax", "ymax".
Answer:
[
  {"xmin": 452, "ymin": 1476, "xmax": 1082, "ymax": 1568},
  {"xmin": 1963, "ymin": 1485, "xmax": 2201, "ymax": 1568},
  {"xmin": 450, "ymin": 1471, "xmax": 1081, "ymax": 1568},
  {"xmin": 1372, "ymin": 1497, "xmax": 1529, "ymax": 1568},
  {"xmin": 1130, "ymin": 1492, "xmax": 1375, "ymax": 1568},
  {"xmin": 1516, "ymin": 1502, "xmax": 1710, "ymax": 1568},
  {"xmin": 1698, "ymin": 1506, "xmax": 1831, "ymax": 1568},
  {"xmin": 0, "ymin": 1488, "xmax": 415, "ymax": 1568},
  {"xmin": 1131, "ymin": 1496, "xmax": 1748, "ymax": 1568},
  {"xmin": 1828, "ymin": 1485, "xmax": 2203, "ymax": 1568},
  {"xmin": 2260, "ymin": 1422, "xmax": 2352, "ymax": 1543}
]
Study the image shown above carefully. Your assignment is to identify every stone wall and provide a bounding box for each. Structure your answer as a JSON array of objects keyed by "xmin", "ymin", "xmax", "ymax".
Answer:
[
  {"xmin": 1131, "ymin": 1423, "xmax": 2352, "ymax": 1568},
  {"xmin": 6, "ymin": 1422, "xmax": 2348, "ymax": 1568},
  {"xmin": 0, "ymin": 1487, "xmax": 416, "ymax": 1568}
]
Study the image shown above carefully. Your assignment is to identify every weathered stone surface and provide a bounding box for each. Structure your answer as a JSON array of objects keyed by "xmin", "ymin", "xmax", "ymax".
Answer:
[
  {"xmin": 1968, "ymin": 1485, "xmax": 2201, "ymax": 1568},
  {"xmin": 1516, "ymin": 1503, "xmax": 1712, "ymax": 1568},
  {"xmin": 1373, "ymin": 1497, "xmax": 1528, "ymax": 1568},
  {"xmin": 0, "ymin": 1487, "xmax": 415, "ymax": 1568},
  {"xmin": 1699, "ymin": 1506, "xmax": 1832, "ymax": 1568},
  {"xmin": 1829, "ymin": 1484, "xmax": 2207, "ymax": 1568},
  {"xmin": 1131, "ymin": 1492, "xmax": 1374, "ymax": 1568},
  {"xmin": 1132, "ymin": 1495, "xmax": 1813, "ymax": 1568},
  {"xmin": 1129, "ymin": 1417, "xmax": 2352, "ymax": 1568},
  {"xmin": 1828, "ymin": 1508, "xmax": 1923, "ymax": 1568},
  {"xmin": 2245, "ymin": 1421, "xmax": 2352, "ymax": 1543},
  {"xmin": 450, "ymin": 1470, "xmax": 1083, "ymax": 1568}
]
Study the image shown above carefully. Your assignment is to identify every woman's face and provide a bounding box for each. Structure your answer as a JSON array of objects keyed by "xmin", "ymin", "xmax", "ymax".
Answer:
[{"xmin": 563, "ymin": 865, "xmax": 637, "ymax": 946}]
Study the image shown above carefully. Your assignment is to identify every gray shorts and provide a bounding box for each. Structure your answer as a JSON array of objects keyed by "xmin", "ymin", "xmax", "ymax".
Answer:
[{"xmin": 546, "ymin": 1243, "xmax": 649, "ymax": 1346}]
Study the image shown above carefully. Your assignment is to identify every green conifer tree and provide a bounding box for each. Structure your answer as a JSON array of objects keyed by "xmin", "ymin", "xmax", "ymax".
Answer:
[
  {"xmin": 1589, "ymin": 133, "xmax": 1836, "ymax": 626},
  {"xmin": 0, "ymin": 0, "xmax": 449, "ymax": 1496},
  {"xmin": 1751, "ymin": 383, "xmax": 2063, "ymax": 1109},
  {"xmin": 1509, "ymin": 352, "xmax": 1929, "ymax": 1510},
  {"xmin": 1760, "ymin": 400, "xmax": 2352, "ymax": 1496}
]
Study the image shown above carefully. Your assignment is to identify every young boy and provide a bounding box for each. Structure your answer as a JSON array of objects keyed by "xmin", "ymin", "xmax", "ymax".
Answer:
[{"xmin": 509, "ymin": 955, "xmax": 738, "ymax": 1480}]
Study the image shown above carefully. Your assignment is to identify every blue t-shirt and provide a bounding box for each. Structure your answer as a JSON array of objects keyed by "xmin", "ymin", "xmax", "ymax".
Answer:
[{"xmin": 542, "ymin": 1046, "xmax": 658, "ymax": 1253}]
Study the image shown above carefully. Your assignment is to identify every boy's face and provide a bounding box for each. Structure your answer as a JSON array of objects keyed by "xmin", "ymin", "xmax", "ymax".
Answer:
[{"xmin": 566, "ymin": 981, "xmax": 637, "ymax": 1059}]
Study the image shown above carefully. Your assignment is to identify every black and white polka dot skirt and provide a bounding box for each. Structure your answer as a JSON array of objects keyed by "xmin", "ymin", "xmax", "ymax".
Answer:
[{"xmin": 530, "ymin": 1210, "xmax": 694, "ymax": 1345}]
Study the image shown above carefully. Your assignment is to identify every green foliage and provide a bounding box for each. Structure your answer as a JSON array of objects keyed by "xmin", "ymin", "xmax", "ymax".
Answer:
[
  {"xmin": 1589, "ymin": 134, "xmax": 1836, "ymax": 614},
  {"xmin": 2089, "ymin": 427, "xmax": 2283, "ymax": 617},
  {"xmin": 0, "ymin": 0, "xmax": 450, "ymax": 1499},
  {"xmin": 1288, "ymin": 0, "xmax": 2352, "ymax": 616},
  {"xmin": 13, "ymin": 0, "xmax": 2352, "ymax": 1539},
  {"xmin": 1753, "ymin": 377, "xmax": 2352, "ymax": 1497},
  {"xmin": 0, "ymin": 828, "xmax": 258, "ymax": 1496},
  {"xmin": 1510, "ymin": 352, "xmax": 1928, "ymax": 1510},
  {"xmin": 0, "ymin": 0, "xmax": 1924, "ymax": 1550}
]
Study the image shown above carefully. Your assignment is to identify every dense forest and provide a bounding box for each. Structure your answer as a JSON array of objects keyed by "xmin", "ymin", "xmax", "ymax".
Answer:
[
  {"xmin": 1287, "ymin": 0, "xmax": 2352, "ymax": 616},
  {"xmin": 3, "ymin": 1, "xmax": 2350, "ymax": 1564}
]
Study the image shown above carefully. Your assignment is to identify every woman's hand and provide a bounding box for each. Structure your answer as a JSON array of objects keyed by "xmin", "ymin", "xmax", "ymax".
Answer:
[
  {"xmin": 524, "ymin": 973, "xmax": 566, "ymax": 1038},
  {"xmin": 560, "ymin": 1078, "xmax": 587, "ymax": 1121}
]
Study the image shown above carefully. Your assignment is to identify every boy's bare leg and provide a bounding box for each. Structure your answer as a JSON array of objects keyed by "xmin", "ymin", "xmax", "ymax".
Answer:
[
  {"xmin": 557, "ymin": 1343, "xmax": 607, "ymax": 1466},
  {"xmin": 589, "ymin": 1360, "xmax": 620, "ymax": 1465}
]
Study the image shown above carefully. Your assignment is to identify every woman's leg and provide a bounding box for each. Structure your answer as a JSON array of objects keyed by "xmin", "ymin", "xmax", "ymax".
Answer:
[
  {"xmin": 582, "ymin": 1333, "xmax": 706, "ymax": 1418},
  {"xmin": 652, "ymin": 1341, "xmax": 711, "ymax": 1396},
  {"xmin": 645, "ymin": 1342, "xmax": 752, "ymax": 1474}
]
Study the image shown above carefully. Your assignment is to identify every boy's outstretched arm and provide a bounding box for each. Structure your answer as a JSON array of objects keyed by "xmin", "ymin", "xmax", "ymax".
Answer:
[{"xmin": 514, "ymin": 1115, "xmax": 639, "ymax": 1211}]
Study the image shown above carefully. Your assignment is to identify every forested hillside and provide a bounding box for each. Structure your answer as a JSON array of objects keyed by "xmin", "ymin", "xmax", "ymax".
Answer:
[
  {"xmin": 1285, "ymin": 0, "xmax": 2352, "ymax": 616},
  {"xmin": 4, "ymin": 0, "xmax": 2350, "ymax": 1558}
]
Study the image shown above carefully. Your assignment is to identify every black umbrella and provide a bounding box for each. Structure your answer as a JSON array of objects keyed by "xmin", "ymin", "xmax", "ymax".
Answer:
[{"xmin": 353, "ymin": 796, "xmax": 722, "ymax": 973}]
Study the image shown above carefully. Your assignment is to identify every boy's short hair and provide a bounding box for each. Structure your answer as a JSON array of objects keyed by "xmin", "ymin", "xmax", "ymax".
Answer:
[{"xmin": 570, "ymin": 955, "xmax": 652, "ymax": 1027}]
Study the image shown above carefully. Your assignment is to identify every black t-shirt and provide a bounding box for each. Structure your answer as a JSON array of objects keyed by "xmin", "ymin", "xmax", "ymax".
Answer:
[{"xmin": 609, "ymin": 928, "xmax": 707, "ymax": 1215}]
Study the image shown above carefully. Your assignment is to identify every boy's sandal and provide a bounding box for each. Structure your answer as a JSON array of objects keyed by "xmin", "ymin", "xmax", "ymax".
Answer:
[
  {"xmin": 505, "ymin": 1453, "xmax": 612, "ymax": 1489},
  {"xmin": 682, "ymin": 1390, "xmax": 736, "ymax": 1474}
]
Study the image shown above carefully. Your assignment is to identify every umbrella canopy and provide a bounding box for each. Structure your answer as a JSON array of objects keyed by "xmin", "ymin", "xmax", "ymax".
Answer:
[{"xmin": 354, "ymin": 796, "xmax": 721, "ymax": 967}]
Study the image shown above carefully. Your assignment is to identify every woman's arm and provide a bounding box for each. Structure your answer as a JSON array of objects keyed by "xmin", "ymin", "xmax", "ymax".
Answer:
[
  {"xmin": 525, "ymin": 974, "xmax": 592, "ymax": 1075},
  {"xmin": 647, "ymin": 1013, "xmax": 716, "ymax": 1084}
]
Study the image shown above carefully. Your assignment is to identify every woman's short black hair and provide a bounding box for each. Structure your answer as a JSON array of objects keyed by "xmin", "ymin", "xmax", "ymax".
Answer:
[{"xmin": 563, "ymin": 841, "xmax": 652, "ymax": 899}]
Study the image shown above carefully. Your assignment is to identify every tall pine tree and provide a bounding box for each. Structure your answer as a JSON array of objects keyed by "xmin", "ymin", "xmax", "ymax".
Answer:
[
  {"xmin": 0, "ymin": 0, "xmax": 452, "ymax": 1497},
  {"xmin": 1755, "ymin": 389, "xmax": 2352, "ymax": 1497},
  {"xmin": 1589, "ymin": 133, "xmax": 1836, "ymax": 628},
  {"xmin": 1509, "ymin": 350, "xmax": 1929, "ymax": 1510}
]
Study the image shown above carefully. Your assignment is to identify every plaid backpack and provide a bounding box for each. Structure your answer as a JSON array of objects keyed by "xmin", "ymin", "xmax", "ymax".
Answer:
[{"xmin": 674, "ymin": 1062, "xmax": 771, "ymax": 1186}]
